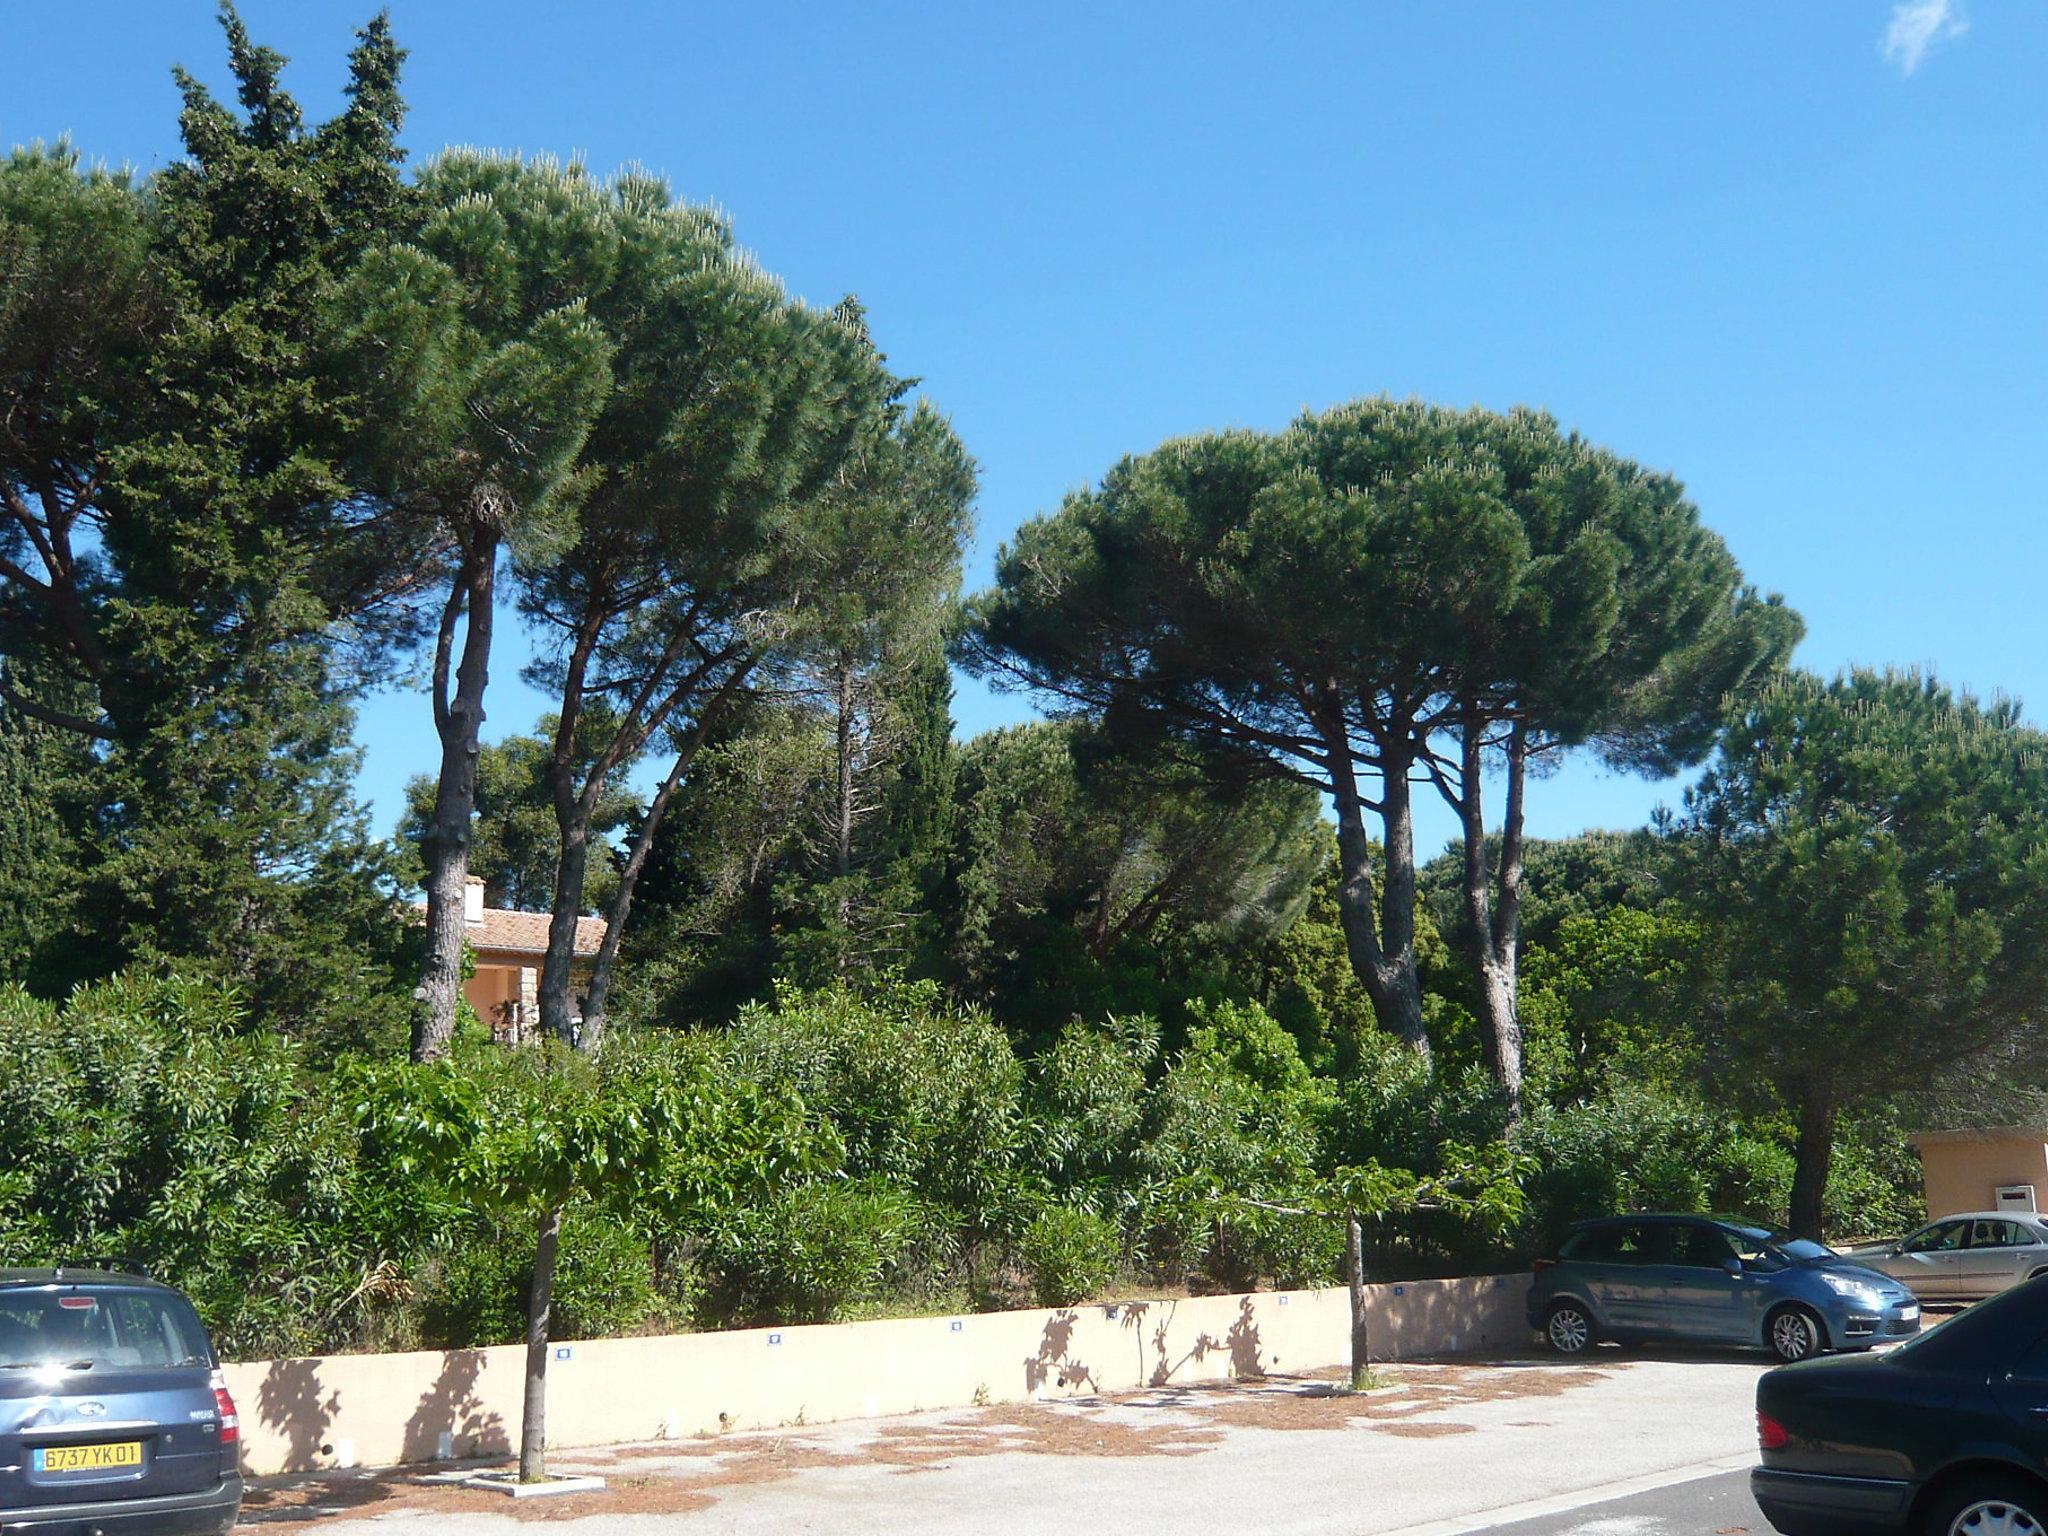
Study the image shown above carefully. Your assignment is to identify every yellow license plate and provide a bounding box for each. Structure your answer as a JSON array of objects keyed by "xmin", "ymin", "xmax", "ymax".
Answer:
[{"xmin": 36, "ymin": 1442, "xmax": 142, "ymax": 1473}]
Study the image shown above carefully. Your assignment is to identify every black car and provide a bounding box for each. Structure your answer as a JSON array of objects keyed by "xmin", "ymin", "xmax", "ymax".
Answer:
[
  {"xmin": 0, "ymin": 1267, "xmax": 242, "ymax": 1535},
  {"xmin": 1753, "ymin": 1274, "xmax": 2048, "ymax": 1536}
]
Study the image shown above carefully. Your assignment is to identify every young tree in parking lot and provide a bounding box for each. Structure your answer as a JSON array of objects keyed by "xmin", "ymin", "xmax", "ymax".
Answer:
[
  {"xmin": 1675, "ymin": 668, "xmax": 2048, "ymax": 1238},
  {"xmin": 1224, "ymin": 1145, "xmax": 1526, "ymax": 1389},
  {"xmin": 962, "ymin": 399, "xmax": 1797, "ymax": 1111},
  {"xmin": 351, "ymin": 1034, "xmax": 835, "ymax": 1482}
]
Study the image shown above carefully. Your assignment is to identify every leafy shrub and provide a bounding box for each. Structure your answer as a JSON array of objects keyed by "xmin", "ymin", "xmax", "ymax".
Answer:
[
  {"xmin": 552, "ymin": 1207, "xmax": 666, "ymax": 1340},
  {"xmin": 1514, "ymin": 1085, "xmax": 1800, "ymax": 1250},
  {"xmin": 0, "ymin": 974, "xmax": 407, "ymax": 1359},
  {"xmin": 726, "ymin": 979, "xmax": 1022, "ymax": 1215},
  {"xmin": 1019, "ymin": 1206, "xmax": 1123, "ymax": 1305},
  {"xmin": 1027, "ymin": 1015, "xmax": 1157, "ymax": 1198},
  {"xmin": 706, "ymin": 1177, "xmax": 951, "ymax": 1325},
  {"xmin": 414, "ymin": 1226, "xmax": 526, "ymax": 1349}
]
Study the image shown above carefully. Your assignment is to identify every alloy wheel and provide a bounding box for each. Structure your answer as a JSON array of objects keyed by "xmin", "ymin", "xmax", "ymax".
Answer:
[
  {"xmin": 1771, "ymin": 1310, "xmax": 1818, "ymax": 1362},
  {"xmin": 1949, "ymin": 1499, "xmax": 2047, "ymax": 1536},
  {"xmin": 1547, "ymin": 1306, "xmax": 1590, "ymax": 1354}
]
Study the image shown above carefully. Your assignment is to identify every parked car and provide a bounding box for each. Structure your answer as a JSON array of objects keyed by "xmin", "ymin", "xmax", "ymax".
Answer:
[
  {"xmin": 1847, "ymin": 1212, "xmax": 2048, "ymax": 1301},
  {"xmin": 0, "ymin": 1265, "xmax": 242, "ymax": 1534},
  {"xmin": 1530, "ymin": 1214, "xmax": 1921, "ymax": 1364},
  {"xmin": 1753, "ymin": 1272, "xmax": 2048, "ymax": 1536}
]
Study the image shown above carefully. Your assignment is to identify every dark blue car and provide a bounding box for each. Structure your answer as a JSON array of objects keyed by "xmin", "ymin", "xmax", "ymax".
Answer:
[
  {"xmin": 0, "ymin": 1267, "xmax": 242, "ymax": 1534},
  {"xmin": 1529, "ymin": 1214, "xmax": 1922, "ymax": 1364}
]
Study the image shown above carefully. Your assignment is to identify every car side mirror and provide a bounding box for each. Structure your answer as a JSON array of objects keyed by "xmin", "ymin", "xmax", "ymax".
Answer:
[{"xmin": 1722, "ymin": 1257, "xmax": 1743, "ymax": 1277}]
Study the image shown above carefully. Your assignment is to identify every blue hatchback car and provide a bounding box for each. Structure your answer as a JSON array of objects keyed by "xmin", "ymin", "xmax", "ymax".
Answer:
[
  {"xmin": 1528, "ymin": 1214, "xmax": 1922, "ymax": 1364},
  {"xmin": 0, "ymin": 1266, "xmax": 243, "ymax": 1534}
]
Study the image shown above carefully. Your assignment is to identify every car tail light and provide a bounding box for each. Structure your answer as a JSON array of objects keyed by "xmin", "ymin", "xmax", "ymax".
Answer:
[
  {"xmin": 211, "ymin": 1369, "xmax": 240, "ymax": 1447},
  {"xmin": 1757, "ymin": 1411, "xmax": 1789, "ymax": 1451},
  {"xmin": 1532, "ymin": 1258, "xmax": 1558, "ymax": 1274}
]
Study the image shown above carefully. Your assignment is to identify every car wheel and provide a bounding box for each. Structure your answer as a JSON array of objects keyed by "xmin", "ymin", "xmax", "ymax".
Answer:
[
  {"xmin": 1925, "ymin": 1477, "xmax": 2048, "ymax": 1536},
  {"xmin": 1768, "ymin": 1305, "xmax": 1824, "ymax": 1363},
  {"xmin": 1545, "ymin": 1301, "xmax": 1594, "ymax": 1355}
]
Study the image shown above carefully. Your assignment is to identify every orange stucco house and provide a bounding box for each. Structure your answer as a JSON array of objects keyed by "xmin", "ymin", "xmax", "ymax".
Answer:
[
  {"xmin": 1910, "ymin": 1127, "xmax": 2048, "ymax": 1219},
  {"xmin": 455, "ymin": 877, "xmax": 607, "ymax": 1043}
]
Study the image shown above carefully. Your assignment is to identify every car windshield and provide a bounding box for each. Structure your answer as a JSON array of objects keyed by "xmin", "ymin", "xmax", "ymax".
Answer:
[
  {"xmin": 0, "ymin": 1288, "xmax": 210, "ymax": 1372},
  {"xmin": 1724, "ymin": 1223, "xmax": 1834, "ymax": 1264}
]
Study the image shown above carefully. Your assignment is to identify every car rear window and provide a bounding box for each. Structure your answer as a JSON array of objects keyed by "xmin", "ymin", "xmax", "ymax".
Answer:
[
  {"xmin": 1891, "ymin": 1275, "xmax": 2048, "ymax": 1370},
  {"xmin": 0, "ymin": 1288, "xmax": 212, "ymax": 1372}
]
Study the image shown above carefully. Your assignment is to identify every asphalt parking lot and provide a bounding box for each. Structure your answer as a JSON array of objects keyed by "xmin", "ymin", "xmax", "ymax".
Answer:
[{"xmin": 237, "ymin": 1344, "xmax": 1774, "ymax": 1535}]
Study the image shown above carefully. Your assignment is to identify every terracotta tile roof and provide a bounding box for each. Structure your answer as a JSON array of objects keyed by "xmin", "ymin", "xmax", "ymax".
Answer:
[
  {"xmin": 406, "ymin": 900, "xmax": 608, "ymax": 958},
  {"xmin": 470, "ymin": 908, "xmax": 607, "ymax": 958}
]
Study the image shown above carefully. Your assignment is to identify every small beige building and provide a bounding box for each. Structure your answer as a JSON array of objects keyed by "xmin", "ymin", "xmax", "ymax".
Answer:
[
  {"xmin": 1910, "ymin": 1127, "xmax": 2048, "ymax": 1219},
  {"xmin": 455, "ymin": 878, "xmax": 607, "ymax": 1044}
]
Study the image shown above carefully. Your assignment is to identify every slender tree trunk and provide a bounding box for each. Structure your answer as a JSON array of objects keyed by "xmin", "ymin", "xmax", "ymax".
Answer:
[
  {"xmin": 414, "ymin": 539, "xmax": 496, "ymax": 1063},
  {"xmin": 519, "ymin": 1200, "xmax": 563, "ymax": 1483},
  {"xmin": 536, "ymin": 811, "xmax": 591, "ymax": 1046},
  {"xmin": 1450, "ymin": 712, "xmax": 1526, "ymax": 1118},
  {"xmin": 1789, "ymin": 1089, "xmax": 1836, "ymax": 1241},
  {"xmin": 1327, "ymin": 729, "xmax": 1429, "ymax": 1058},
  {"xmin": 833, "ymin": 655, "xmax": 856, "ymax": 879},
  {"xmin": 1346, "ymin": 1213, "xmax": 1371, "ymax": 1390},
  {"xmin": 576, "ymin": 691, "xmax": 738, "ymax": 1055}
]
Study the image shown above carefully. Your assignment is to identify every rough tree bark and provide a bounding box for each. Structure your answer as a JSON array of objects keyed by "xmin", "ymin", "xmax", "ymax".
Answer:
[
  {"xmin": 1325, "ymin": 717, "xmax": 1430, "ymax": 1060},
  {"xmin": 1452, "ymin": 714, "xmax": 1527, "ymax": 1118},
  {"xmin": 1346, "ymin": 1213, "xmax": 1371, "ymax": 1390},
  {"xmin": 574, "ymin": 683, "xmax": 743, "ymax": 1057},
  {"xmin": 414, "ymin": 537, "xmax": 496, "ymax": 1063},
  {"xmin": 1788, "ymin": 1088, "xmax": 1836, "ymax": 1241},
  {"xmin": 519, "ymin": 1200, "xmax": 564, "ymax": 1483}
]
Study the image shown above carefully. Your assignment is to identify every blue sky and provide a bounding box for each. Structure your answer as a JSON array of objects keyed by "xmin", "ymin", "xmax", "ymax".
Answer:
[{"xmin": 4, "ymin": 1, "xmax": 2043, "ymax": 859}]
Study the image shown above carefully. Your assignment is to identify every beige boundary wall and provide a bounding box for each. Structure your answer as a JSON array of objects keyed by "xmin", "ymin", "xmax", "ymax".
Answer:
[{"xmin": 220, "ymin": 1273, "xmax": 1530, "ymax": 1477}]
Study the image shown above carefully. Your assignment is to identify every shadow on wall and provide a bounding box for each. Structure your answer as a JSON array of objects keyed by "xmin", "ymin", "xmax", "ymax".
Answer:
[
  {"xmin": 1225, "ymin": 1296, "xmax": 1262, "ymax": 1379},
  {"xmin": 1024, "ymin": 1296, "xmax": 1270, "ymax": 1397},
  {"xmin": 1368, "ymin": 1275, "xmax": 1530, "ymax": 1361},
  {"xmin": 1024, "ymin": 1309, "xmax": 1100, "ymax": 1395},
  {"xmin": 399, "ymin": 1350, "xmax": 507, "ymax": 1464},
  {"xmin": 254, "ymin": 1359, "xmax": 339, "ymax": 1475}
]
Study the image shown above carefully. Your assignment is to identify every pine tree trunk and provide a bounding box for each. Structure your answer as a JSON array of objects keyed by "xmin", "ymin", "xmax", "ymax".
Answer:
[
  {"xmin": 414, "ymin": 541, "xmax": 495, "ymax": 1063},
  {"xmin": 1328, "ymin": 736, "xmax": 1429, "ymax": 1058},
  {"xmin": 537, "ymin": 815, "xmax": 590, "ymax": 1046},
  {"xmin": 1789, "ymin": 1090, "xmax": 1836, "ymax": 1241},
  {"xmin": 575, "ymin": 699, "xmax": 729, "ymax": 1057},
  {"xmin": 1454, "ymin": 714, "xmax": 1526, "ymax": 1119},
  {"xmin": 834, "ymin": 657, "xmax": 856, "ymax": 879},
  {"xmin": 520, "ymin": 1200, "xmax": 563, "ymax": 1483}
]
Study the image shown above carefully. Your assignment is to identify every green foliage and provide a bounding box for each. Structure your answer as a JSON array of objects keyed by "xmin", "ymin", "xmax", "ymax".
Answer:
[
  {"xmin": 725, "ymin": 978, "xmax": 1023, "ymax": 1217},
  {"xmin": 0, "ymin": 17, "xmax": 422, "ymax": 1052},
  {"xmin": 964, "ymin": 397, "xmax": 1799, "ymax": 1072},
  {"xmin": 1019, "ymin": 1206, "xmax": 1124, "ymax": 1306},
  {"xmin": 1676, "ymin": 668, "xmax": 2048, "ymax": 1233},
  {"xmin": 0, "ymin": 973, "xmax": 408, "ymax": 1359},
  {"xmin": 413, "ymin": 1204, "xmax": 667, "ymax": 1347},
  {"xmin": 705, "ymin": 1176, "xmax": 948, "ymax": 1325},
  {"xmin": 1513, "ymin": 1086, "xmax": 1794, "ymax": 1246}
]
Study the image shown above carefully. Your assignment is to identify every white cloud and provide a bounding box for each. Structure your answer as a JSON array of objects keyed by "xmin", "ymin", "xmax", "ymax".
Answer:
[{"xmin": 1883, "ymin": 0, "xmax": 1968, "ymax": 75}]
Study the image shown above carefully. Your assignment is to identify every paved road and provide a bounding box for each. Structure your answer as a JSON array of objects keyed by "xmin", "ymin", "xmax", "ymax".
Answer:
[
  {"xmin": 242, "ymin": 1348, "xmax": 1772, "ymax": 1534},
  {"xmin": 1464, "ymin": 1469, "xmax": 1767, "ymax": 1536}
]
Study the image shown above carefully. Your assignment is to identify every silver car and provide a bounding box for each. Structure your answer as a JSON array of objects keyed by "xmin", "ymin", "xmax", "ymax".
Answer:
[{"xmin": 1849, "ymin": 1211, "xmax": 2048, "ymax": 1300}]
